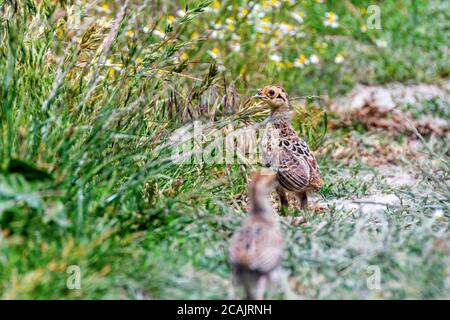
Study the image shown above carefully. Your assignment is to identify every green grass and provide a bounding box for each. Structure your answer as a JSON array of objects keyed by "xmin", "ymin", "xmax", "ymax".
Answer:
[{"xmin": 0, "ymin": 0, "xmax": 449, "ymax": 299}]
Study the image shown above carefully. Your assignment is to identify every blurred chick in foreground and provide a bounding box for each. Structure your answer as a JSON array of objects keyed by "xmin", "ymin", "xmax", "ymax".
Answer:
[
  {"xmin": 229, "ymin": 170, "xmax": 284, "ymax": 300},
  {"xmin": 254, "ymin": 85, "xmax": 323, "ymax": 213}
]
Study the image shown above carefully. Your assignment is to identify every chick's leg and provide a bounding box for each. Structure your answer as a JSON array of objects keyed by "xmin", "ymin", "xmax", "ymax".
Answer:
[
  {"xmin": 276, "ymin": 186, "xmax": 289, "ymax": 215},
  {"xmin": 297, "ymin": 192, "xmax": 308, "ymax": 210},
  {"xmin": 240, "ymin": 272, "xmax": 255, "ymax": 300},
  {"xmin": 296, "ymin": 192, "xmax": 325, "ymax": 213},
  {"xmin": 255, "ymin": 276, "xmax": 268, "ymax": 300},
  {"xmin": 243, "ymin": 283, "xmax": 254, "ymax": 300}
]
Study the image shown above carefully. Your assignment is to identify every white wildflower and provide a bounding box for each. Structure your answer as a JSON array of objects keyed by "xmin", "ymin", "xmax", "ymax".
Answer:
[
  {"xmin": 334, "ymin": 53, "xmax": 344, "ymax": 64},
  {"xmin": 375, "ymin": 39, "xmax": 387, "ymax": 48},
  {"xmin": 324, "ymin": 11, "xmax": 339, "ymax": 28},
  {"xmin": 270, "ymin": 53, "xmax": 282, "ymax": 62},
  {"xmin": 309, "ymin": 54, "xmax": 320, "ymax": 64},
  {"xmin": 153, "ymin": 29, "xmax": 165, "ymax": 38},
  {"xmin": 291, "ymin": 11, "xmax": 305, "ymax": 24}
]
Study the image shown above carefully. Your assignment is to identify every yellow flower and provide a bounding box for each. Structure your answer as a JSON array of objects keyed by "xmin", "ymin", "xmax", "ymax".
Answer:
[
  {"xmin": 227, "ymin": 24, "xmax": 235, "ymax": 31},
  {"xmin": 262, "ymin": 0, "xmax": 280, "ymax": 8},
  {"xmin": 324, "ymin": 11, "xmax": 339, "ymax": 28},
  {"xmin": 167, "ymin": 15, "xmax": 176, "ymax": 23},
  {"xmin": 100, "ymin": 4, "xmax": 110, "ymax": 13},
  {"xmin": 257, "ymin": 17, "xmax": 272, "ymax": 33},
  {"xmin": 212, "ymin": 1, "xmax": 220, "ymax": 10},
  {"xmin": 275, "ymin": 61, "xmax": 285, "ymax": 69},
  {"xmin": 262, "ymin": 1, "xmax": 271, "ymax": 9},
  {"xmin": 238, "ymin": 8, "xmax": 249, "ymax": 18},
  {"xmin": 181, "ymin": 53, "xmax": 188, "ymax": 60},
  {"xmin": 327, "ymin": 12, "xmax": 336, "ymax": 21},
  {"xmin": 191, "ymin": 32, "xmax": 199, "ymax": 40},
  {"xmin": 294, "ymin": 54, "xmax": 307, "ymax": 67},
  {"xmin": 108, "ymin": 68, "xmax": 116, "ymax": 78},
  {"xmin": 126, "ymin": 30, "xmax": 134, "ymax": 37},
  {"xmin": 209, "ymin": 47, "xmax": 221, "ymax": 59},
  {"xmin": 298, "ymin": 54, "xmax": 306, "ymax": 63}
]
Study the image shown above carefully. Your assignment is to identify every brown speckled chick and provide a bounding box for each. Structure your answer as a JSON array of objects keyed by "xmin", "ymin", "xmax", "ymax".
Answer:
[
  {"xmin": 229, "ymin": 171, "xmax": 284, "ymax": 300},
  {"xmin": 254, "ymin": 85, "xmax": 323, "ymax": 213}
]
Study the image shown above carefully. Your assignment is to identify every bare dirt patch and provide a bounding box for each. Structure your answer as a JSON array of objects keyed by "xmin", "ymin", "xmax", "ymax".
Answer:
[
  {"xmin": 327, "ymin": 193, "xmax": 400, "ymax": 215},
  {"xmin": 329, "ymin": 81, "xmax": 450, "ymax": 137},
  {"xmin": 321, "ymin": 132, "xmax": 421, "ymax": 166}
]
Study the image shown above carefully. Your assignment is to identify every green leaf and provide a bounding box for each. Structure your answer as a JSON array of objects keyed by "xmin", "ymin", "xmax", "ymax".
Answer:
[{"xmin": 6, "ymin": 158, "xmax": 52, "ymax": 182}]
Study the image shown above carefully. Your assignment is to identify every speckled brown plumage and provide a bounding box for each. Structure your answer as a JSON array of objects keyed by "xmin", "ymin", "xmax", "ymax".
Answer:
[
  {"xmin": 255, "ymin": 85, "xmax": 323, "ymax": 212},
  {"xmin": 229, "ymin": 171, "xmax": 284, "ymax": 300}
]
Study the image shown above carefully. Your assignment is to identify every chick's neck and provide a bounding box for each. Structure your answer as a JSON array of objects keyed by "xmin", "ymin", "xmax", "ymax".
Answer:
[
  {"xmin": 249, "ymin": 181, "xmax": 274, "ymax": 217},
  {"xmin": 269, "ymin": 104, "xmax": 292, "ymax": 121}
]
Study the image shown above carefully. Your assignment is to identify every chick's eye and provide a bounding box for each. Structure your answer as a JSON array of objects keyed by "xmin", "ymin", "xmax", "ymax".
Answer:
[{"xmin": 268, "ymin": 89, "xmax": 275, "ymax": 96}]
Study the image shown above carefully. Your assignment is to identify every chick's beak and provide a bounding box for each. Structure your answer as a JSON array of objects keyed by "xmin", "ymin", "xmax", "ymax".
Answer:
[{"xmin": 253, "ymin": 92, "xmax": 263, "ymax": 99}]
